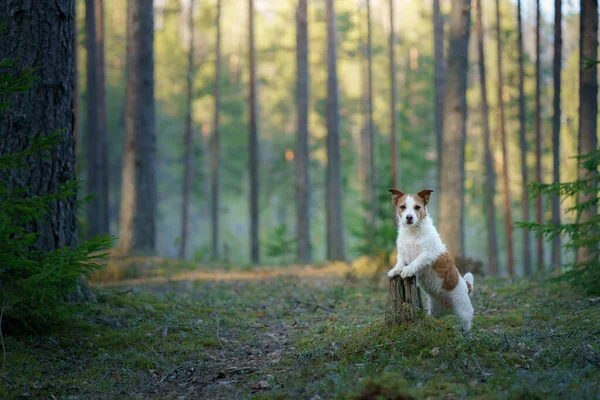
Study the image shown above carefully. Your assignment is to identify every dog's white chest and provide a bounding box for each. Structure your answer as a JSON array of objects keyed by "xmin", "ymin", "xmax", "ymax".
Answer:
[{"xmin": 397, "ymin": 235, "xmax": 422, "ymax": 265}]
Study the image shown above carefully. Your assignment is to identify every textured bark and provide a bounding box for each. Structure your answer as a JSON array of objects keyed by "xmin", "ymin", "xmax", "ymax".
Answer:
[
  {"xmin": 385, "ymin": 276, "xmax": 423, "ymax": 326},
  {"xmin": 534, "ymin": 0, "xmax": 544, "ymax": 270},
  {"xmin": 0, "ymin": 0, "xmax": 77, "ymax": 251},
  {"xmin": 295, "ymin": 0, "xmax": 312, "ymax": 264},
  {"xmin": 74, "ymin": 12, "xmax": 79, "ymax": 174},
  {"xmin": 495, "ymin": 0, "xmax": 515, "ymax": 275},
  {"xmin": 366, "ymin": 0, "xmax": 376, "ymax": 241},
  {"xmin": 249, "ymin": 0, "xmax": 260, "ymax": 264},
  {"xmin": 389, "ymin": 0, "xmax": 398, "ymax": 188},
  {"xmin": 552, "ymin": 0, "xmax": 562, "ymax": 273},
  {"xmin": 325, "ymin": 0, "xmax": 345, "ymax": 261},
  {"xmin": 433, "ymin": 0, "xmax": 445, "ymax": 206},
  {"xmin": 117, "ymin": 0, "xmax": 157, "ymax": 254},
  {"xmin": 438, "ymin": 0, "xmax": 471, "ymax": 259},
  {"xmin": 517, "ymin": 0, "xmax": 531, "ymax": 275},
  {"xmin": 577, "ymin": 0, "xmax": 598, "ymax": 263},
  {"xmin": 180, "ymin": 0, "xmax": 195, "ymax": 260},
  {"xmin": 475, "ymin": 0, "xmax": 499, "ymax": 276},
  {"xmin": 211, "ymin": 0, "xmax": 222, "ymax": 260}
]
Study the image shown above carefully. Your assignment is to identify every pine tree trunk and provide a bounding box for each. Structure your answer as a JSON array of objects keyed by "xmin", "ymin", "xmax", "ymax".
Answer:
[
  {"xmin": 180, "ymin": 0, "xmax": 195, "ymax": 260},
  {"xmin": 389, "ymin": 0, "xmax": 398, "ymax": 188},
  {"xmin": 249, "ymin": 0, "xmax": 261, "ymax": 264},
  {"xmin": 438, "ymin": 0, "xmax": 472, "ymax": 261},
  {"xmin": 552, "ymin": 0, "xmax": 562, "ymax": 273},
  {"xmin": 495, "ymin": 0, "xmax": 515, "ymax": 276},
  {"xmin": 475, "ymin": 0, "xmax": 499, "ymax": 276},
  {"xmin": 74, "ymin": 12, "xmax": 80, "ymax": 175},
  {"xmin": 517, "ymin": 0, "xmax": 532, "ymax": 276},
  {"xmin": 366, "ymin": 0, "xmax": 376, "ymax": 242},
  {"xmin": 117, "ymin": 0, "xmax": 157, "ymax": 255},
  {"xmin": 96, "ymin": 0, "xmax": 109, "ymax": 235},
  {"xmin": 433, "ymin": 0, "xmax": 445, "ymax": 213},
  {"xmin": 295, "ymin": 0, "xmax": 312, "ymax": 264},
  {"xmin": 0, "ymin": 0, "xmax": 78, "ymax": 251},
  {"xmin": 534, "ymin": 0, "xmax": 544, "ymax": 270},
  {"xmin": 211, "ymin": 0, "xmax": 222, "ymax": 260},
  {"xmin": 325, "ymin": 0, "xmax": 346, "ymax": 261},
  {"xmin": 577, "ymin": 0, "xmax": 598, "ymax": 263}
]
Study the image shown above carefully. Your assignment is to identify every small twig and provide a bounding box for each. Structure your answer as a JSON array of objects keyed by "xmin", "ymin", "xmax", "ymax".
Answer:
[
  {"xmin": 346, "ymin": 341, "xmax": 397, "ymax": 355},
  {"xmin": 1, "ymin": 304, "xmax": 6, "ymax": 370},
  {"xmin": 281, "ymin": 280, "xmax": 334, "ymax": 313},
  {"xmin": 215, "ymin": 317, "xmax": 224, "ymax": 348}
]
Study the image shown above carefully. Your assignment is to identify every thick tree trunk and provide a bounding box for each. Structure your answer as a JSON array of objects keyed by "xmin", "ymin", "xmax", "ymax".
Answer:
[
  {"xmin": 534, "ymin": 0, "xmax": 544, "ymax": 270},
  {"xmin": 180, "ymin": 0, "xmax": 195, "ymax": 260},
  {"xmin": 0, "ymin": 0, "xmax": 77, "ymax": 251},
  {"xmin": 577, "ymin": 0, "xmax": 598, "ymax": 263},
  {"xmin": 389, "ymin": 0, "xmax": 398, "ymax": 188},
  {"xmin": 117, "ymin": 0, "xmax": 157, "ymax": 255},
  {"xmin": 325, "ymin": 0, "xmax": 346, "ymax": 261},
  {"xmin": 495, "ymin": 0, "xmax": 515, "ymax": 276},
  {"xmin": 433, "ymin": 0, "xmax": 445, "ymax": 211},
  {"xmin": 211, "ymin": 0, "xmax": 222, "ymax": 260},
  {"xmin": 295, "ymin": 0, "xmax": 312, "ymax": 264},
  {"xmin": 249, "ymin": 0, "xmax": 260, "ymax": 264},
  {"xmin": 517, "ymin": 0, "xmax": 532, "ymax": 275},
  {"xmin": 438, "ymin": 0, "xmax": 472, "ymax": 260},
  {"xmin": 475, "ymin": 0, "xmax": 499, "ymax": 276},
  {"xmin": 552, "ymin": 0, "xmax": 562, "ymax": 273}
]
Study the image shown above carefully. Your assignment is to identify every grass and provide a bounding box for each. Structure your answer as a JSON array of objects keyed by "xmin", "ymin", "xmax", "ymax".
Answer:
[{"xmin": 1, "ymin": 260, "xmax": 599, "ymax": 399}]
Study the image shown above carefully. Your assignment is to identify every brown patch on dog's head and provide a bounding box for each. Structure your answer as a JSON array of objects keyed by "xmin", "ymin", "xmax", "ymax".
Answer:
[
  {"xmin": 388, "ymin": 189, "xmax": 406, "ymax": 207},
  {"xmin": 432, "ymin": 252, "xmax": 460, "ymax": 291}
]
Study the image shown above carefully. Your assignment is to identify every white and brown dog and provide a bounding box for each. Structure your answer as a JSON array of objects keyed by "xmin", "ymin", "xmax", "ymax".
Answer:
[{"xmin": 387, "ymin": 189, "xmax": 474, "ymax": 330}]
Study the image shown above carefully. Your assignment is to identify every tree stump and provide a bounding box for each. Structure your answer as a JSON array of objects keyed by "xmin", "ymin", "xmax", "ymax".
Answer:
[{"xmin": 385, "ymin": 276, "xmax": 424, "ymax": 327}]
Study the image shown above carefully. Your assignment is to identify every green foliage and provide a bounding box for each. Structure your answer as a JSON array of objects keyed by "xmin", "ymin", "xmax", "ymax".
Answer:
[
  {"xmin": 517, "ymin": 150, "xmax": 600, "ymax": 294},
  {"xmin": 264, "ymin": 223, "xmax": 296, "ymax": 264},
  {"xmin": 0, "ymin": 56, "xmax": 113, "ymax": 331}
]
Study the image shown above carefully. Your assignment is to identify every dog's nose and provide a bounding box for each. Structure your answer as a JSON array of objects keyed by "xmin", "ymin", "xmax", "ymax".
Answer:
[{"xmin": 406, "ymin": 215, "xmax": 413, "ymax": 223}]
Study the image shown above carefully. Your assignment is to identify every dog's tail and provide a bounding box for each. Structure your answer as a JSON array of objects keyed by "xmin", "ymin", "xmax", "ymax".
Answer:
[{"xmin": 464, "ymin": 272, "xmax": 474, "ymax": 296}]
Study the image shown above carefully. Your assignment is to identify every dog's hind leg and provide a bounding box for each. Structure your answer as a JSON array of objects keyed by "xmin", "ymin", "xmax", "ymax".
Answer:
[
  {"xmin": 427, "ymin": 296, "xmax": 447, "ymax": 318},
  {"xmin": 451, "ymin": 295, "xmax": 474, "ymax": 331}
]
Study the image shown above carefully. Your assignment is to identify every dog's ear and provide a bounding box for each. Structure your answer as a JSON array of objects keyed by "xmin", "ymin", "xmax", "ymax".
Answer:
[
  {"xmin": 388, "ymin": 189, "xmax": 405, "ymax": 206},
  {"xmin": 417, "ymin": 189, "xmax": 434, "ymax": 205}
]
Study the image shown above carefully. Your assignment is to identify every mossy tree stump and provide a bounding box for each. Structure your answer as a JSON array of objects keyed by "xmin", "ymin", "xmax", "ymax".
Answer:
[{"xmin": 385, "ymin": 276, "xmax": 424, "ymax": 327}]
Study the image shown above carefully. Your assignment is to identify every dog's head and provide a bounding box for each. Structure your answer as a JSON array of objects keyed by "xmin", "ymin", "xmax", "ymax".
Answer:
[{"xmin": 388, "ymin": 189, "xmax": 433, "ymax": 227}]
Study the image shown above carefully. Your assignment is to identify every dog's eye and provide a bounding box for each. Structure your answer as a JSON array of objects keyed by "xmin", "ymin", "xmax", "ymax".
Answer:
[
  {"xmin": 400, "ymin": 205, "xmax": 406, "ymax": 210},
  {"xmin": 414, "ymin": 205, "xmax": 421, "ymax": 210}
]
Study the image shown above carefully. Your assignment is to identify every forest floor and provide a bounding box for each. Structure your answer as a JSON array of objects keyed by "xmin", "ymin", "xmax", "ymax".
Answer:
[{"xmin": 1, "ymin": 259, "xmax": 600, "ymax": 399}]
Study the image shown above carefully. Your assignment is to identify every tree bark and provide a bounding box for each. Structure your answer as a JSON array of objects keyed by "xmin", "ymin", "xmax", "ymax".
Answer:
[
  {"xmin": 249, "ymin": 0, "xmax": 260, "ymax": 264},
  {"xmin": 438, "ymin": 0, "xmax": 472, "ymax": 260},
  {"xmin": 295, "ymin": 0, "xmax": 312, "ymax": 264},
  {"xmin": 366, "ymin": 0, "xmax": 376, "ymax": 242},
  {"xmin": 517, "ymin": 0, "xmax": 532, "ymax": 275},
  {"xmin": 180, "ymin": 0, "xmax": 195, "ymax": 260},
  {"xmin": 577, "ymin": 0, "xmax": 598, "ymax": 263},
  {"xmin": 552, "ymin": 0, "xmax": 562, "ymax": 273},
  {"xmin": 495, "ymin": 0, "xmax": 515, "ymax": 276},
  {"xmin": 325, "ymin": 0, "xmax": 346, "ymax": 261},
  {"xmin": 475, "ymin": 0, "xmax": 499, "ymax": 276},
  {"xmin": 0, "ymin": 0, "xmax": 77, "ymax": 251},
  {"xmin": 211, "ymin": 0, "xmax": 222, "ymax": 260},
  {"xmin": 385, "ymin": 276, "xmax": 423, "ymax": 326},
  {"xmin": 389, "ymin": 0, "xmax": 398, "ymax": 188},
  {"xmin": 433, "ymin": 0, "xmax": 445, "ymax": 211},
  {"xmin": 117, "ymin": 0, "xmax": 157, "ymax": 255},
  {"xmin": 535, "ymin": 0, "xmax": 544, "ymax": 270}
]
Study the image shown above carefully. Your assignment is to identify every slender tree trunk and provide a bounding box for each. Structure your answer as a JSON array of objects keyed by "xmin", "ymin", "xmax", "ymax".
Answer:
[
  {"xmin": 74, "ymin": 13, "xmax": 79, "ymax": 175},
  {"xmin": 534, "ymin": 0, "xmax": 544, "ymax": 270},
  {"xmin": 0, "ymin": 0, "xmax": 77, "ymax": 251},
  {"xmin": 296, "ymin": 0, "xmax": 312, "ymax": 264},
  {"xmin": 475, "ymin": 0, "xmax": 499, "ymax": 276},
  {"xmin": 389, "ymin": 0, "xmax": 398, "ymax": 188},
  {"xmin": 211, "ymin": 0, "xmax": 222, "ymax": 260},
  {"xmin": 249, "ymin": 0, "xmax": 260, "ymax": 264},
  {"xmin": 325, "ymin": 0, "xmax": 346, "ymax": 261},
  {"xmin": 117, "ymin": 0, "xmax": 157, "ymax": 255},
  {"xmin": 96, "ymin": 0, "xmax": 109, "ymax": 234},
  {"xmin": 552, "ymin": 0, "xmax": 562, "ymax": 273},
  {"xmin": 495, "ymin": 0, "xmax": 515, "ymax": 275},
  {"xmin": 577, "ymin": 0, "xmax": 598, "ymax": 263},
  {"xmin": 180, "ymin": 0, "xmax": 195, "ymax": 260},
  {"xmin": 433, "ymin": 0, "xmax": 445, "ymax": 209},
  {"xmin": 366, "ymin": 0, "xmax": 376, "ymax": 241},
  {"xmin": 517, "ymin": 0, "xmax": 531, "ymax": 275},
  {"xmin": 438, "ymin": 0, "xmax": 472, "ymax": 261}
]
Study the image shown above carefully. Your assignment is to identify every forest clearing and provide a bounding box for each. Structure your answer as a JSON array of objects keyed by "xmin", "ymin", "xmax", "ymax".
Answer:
[{"xmin": 2, "ymin": 261, "xmax": 599, "ymax": 399}]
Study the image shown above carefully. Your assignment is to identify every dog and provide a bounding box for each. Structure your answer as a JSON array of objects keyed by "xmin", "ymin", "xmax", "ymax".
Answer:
[{"xmin": 386, "ymin": 189, "xmax": 474, "ymax": 330}]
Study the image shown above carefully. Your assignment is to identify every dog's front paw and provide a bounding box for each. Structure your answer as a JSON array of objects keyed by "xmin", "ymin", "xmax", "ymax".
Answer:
[
  {"xmin": 400, "ymin": 266, "xmax": 416, "ymax": 278},
  {"xmin": 387, "ymin": 266, "xmax": 401, "ymax": 278}
]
